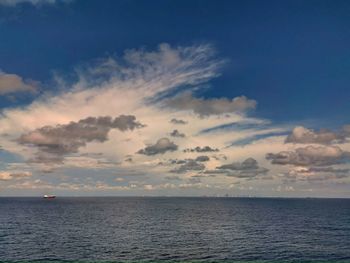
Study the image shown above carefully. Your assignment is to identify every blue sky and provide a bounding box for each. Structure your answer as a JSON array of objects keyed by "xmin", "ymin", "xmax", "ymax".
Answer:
[{"xmin": 0, "ymin": 0, "xmax": 349, "ymax": 196}]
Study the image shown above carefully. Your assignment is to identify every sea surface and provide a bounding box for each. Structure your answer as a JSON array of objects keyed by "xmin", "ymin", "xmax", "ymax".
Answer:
[{"xmin": 0, "ymin": 197, "xmax": 349, "ymax": 262}]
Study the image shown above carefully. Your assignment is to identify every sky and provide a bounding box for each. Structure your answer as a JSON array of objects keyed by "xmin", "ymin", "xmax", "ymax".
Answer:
[{"xmin": 0, "ymin": 0, "xmax": 350, "ymax": 197}]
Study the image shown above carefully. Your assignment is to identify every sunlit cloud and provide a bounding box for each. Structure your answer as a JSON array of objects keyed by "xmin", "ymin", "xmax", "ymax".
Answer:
[{"xmin": 0, "ymin": 43, "xmax": 349, "ymax": 195}]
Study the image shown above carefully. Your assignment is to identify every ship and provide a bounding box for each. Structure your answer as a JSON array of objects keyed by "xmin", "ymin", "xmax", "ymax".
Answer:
[{"xmin": 43, "ymin": 195, "xmax": 56, "ymax": 199}]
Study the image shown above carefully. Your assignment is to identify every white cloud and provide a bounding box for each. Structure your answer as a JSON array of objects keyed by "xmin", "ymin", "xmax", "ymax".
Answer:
[{"xmin": 0, "ymin": 43, "xmax": 348, "ymax": 195}]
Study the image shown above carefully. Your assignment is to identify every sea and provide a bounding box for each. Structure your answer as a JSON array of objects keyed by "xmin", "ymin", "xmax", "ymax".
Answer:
[{"xmin": 0, "ymin": 197, "xmax": 349, "ymax": 262}]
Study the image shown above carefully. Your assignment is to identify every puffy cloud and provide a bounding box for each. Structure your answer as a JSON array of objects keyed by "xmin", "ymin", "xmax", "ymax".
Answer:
[
  {"xmin": 18, "ymin": 115, "xmax": 144, "ymax": 163},
  {"xmin": 170, "ymin": 159, "xmax": 205, "ymax": 174},
  {"xmin": 266, "ymin": 145, "xmax": 350, "ymax": 167},
  {"xmin": 0, "ymin": 43, "xmax": 318, "ymax": 194},
  {"xmin": 137, "ymin": 138, "xmax": 178, "ymax": 156},
  {"xmin": 0, "ymin": 43, "xmax": 230, "ymax": 179},
  {"xmin": 162, "ymin": 156, "xmax": 209, "ymax": 167},
  {"xmin": 195, "ymin": 155, "xmax": 210, "ymax": 162},
  {"xmin": 183, "ymin": 146, "xmax": 219, "ymax": 153},
  {"xmin": 124, "ymin": 156, "xmax": 133, "ymax": 162},
  {"xmin": 165, "ymin": 91, "xmax": 256, "ymax": 116},
  {"xmin": 170, "ymin": 129, "xmax": 185, "ymax": 138},
  {"xmin": 212, "ymin": 154, "xmax": 227, "ymax": 161},
  {"xmin": 216, "ymin": 158, "xmax": 269, "ymax": 178},
  {"xmin": 0, "ymin": 171, "xmax": 32, "ymax": 181},
  {"xmin": 166, "ymin": 156, "xmax": 210, "ymax": 174},
  {"xmin": 168, "ymin": 159, "xmax": 186, "ymax": 165},
  {"xmin": 0, "ymin": 43, "xmax": 292, "ymax": 195},
  {"xmin": 285, "ymin": 126, "xmax": 344, "ymax": 144},
  {"xmin": 170, "ymin": 118, "xmax": 187, "ymax": 125},
  {"xmin": 0, "ymin": 72, "xmax": 38, "ymax": 95},
  {"xmin": 218, "ymin": 157, "xmax": 258, "ymax": 170}
]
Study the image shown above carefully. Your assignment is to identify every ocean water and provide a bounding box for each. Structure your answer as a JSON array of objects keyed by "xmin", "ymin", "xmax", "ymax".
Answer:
[{"xmin": 0, "ymin": 197, "xmax": 349, "ymax": 262}]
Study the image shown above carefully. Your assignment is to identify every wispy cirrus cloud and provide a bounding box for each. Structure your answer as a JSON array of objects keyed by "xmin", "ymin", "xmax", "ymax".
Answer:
[
  {"xmin": 0, "ymin": 0, "xmax": 68, "ymax": 6},
  {"xmin": 1, "ymin": 43, "xmax": 348, "ymax": 195}
]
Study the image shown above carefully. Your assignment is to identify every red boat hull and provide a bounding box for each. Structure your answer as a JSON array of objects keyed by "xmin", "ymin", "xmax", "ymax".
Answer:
[{"xmin": 43, "ymin": 196, "xmax": 56, "ymax": 199}]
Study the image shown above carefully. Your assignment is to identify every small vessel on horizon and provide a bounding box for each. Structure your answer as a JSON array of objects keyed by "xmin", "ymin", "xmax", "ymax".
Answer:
[{"xmin": 43, "ymin": 195, "xmax": 56, "ymax": 199}]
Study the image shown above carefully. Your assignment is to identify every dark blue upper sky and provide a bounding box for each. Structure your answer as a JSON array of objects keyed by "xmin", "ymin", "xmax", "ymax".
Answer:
[{"xmin": 1, "ymin": 0, "xmax": 349, "ymax": 125}]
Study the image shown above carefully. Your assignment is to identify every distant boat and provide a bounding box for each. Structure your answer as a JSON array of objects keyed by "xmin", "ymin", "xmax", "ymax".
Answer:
[{"xmin": 43, "ymin": 195, "xmax": 56, "ymax": 199}]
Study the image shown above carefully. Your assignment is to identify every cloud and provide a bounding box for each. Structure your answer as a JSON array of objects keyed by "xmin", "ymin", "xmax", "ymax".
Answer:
[
  {"xmin": 303, "ymin": 166, "xmax": 350, "ymax": 174},
  {"xmin": 191, "ymin": 173, "xmax": 216, "ymax": 178},
  {"xmin": 170, "ymin": 118, "xmax": 187, "ymax": 125},
  {"xmin": 188, "ymin": 177, "xmax": 201, "ymax": 184},
  {"xmin": 285, "ymin": 126, "xmax": 345, "ymax": 145},
  {"xmin": 165, "ymin": 91, "xmax": 256, "ymax": 116},
  {"xmin": 231, "ymin": 131, "xmax": 288, "ymax": 146},
  {"xmin": 163, "ymin": 156, "xmax": 210, "ymax": 174},
  {"xmin": 184, "ymin": 146, "xmax": 219, "ymax": 153},
  {"xmin": 0, "ymin": 171, "xmax": 32, "ymax": 181},
  {"xmin": 137, "ymin": 138, "xmax": 178, "ymax": 155},
  {"xmin": 0, "ymin": 43, "xmax": 300, "ymax": 194},
  {"xmin": 80, "ymin": 43, "xmax": 223, "ymax": 96},
  {"xmin": 195, "ymin": 155, "xmax": 210, "ymax": 162},
  {"xmin": 18, "ymin": 115, "xmax": 144, "ymax": 163},
  {"xmin": 203, "ymin": 169, "xmax": 228, "ymax": 175},
  {"xmin": 164, "ymin": 175, "xmax": 182, "ymax": 181},
  {"xmin": 343, "ymin": 125, "xmax": 350, "ymax": 134},
  {"xmin": 63, "ymin": 156, "xmax": 120, "ymax": 169},
  {"xmin": 281, "ymin": 166, "xmax": 350, "ymax": 182},
  {"xmin": 161, "ymin": 156, "xmax": 209, "ymax": 168},
  {"xmin": 170, "ymin": 129, "xmax": 185, "ymax": 138},
  {"xmin": 0, "ymin": 43, "xmax": 230, "ymax": 179},
  {"xmin": 170, "ymin": 159, "xmax": 205, "ymax": 173},
  {"xmin": 0, "ymin": 0, "xmax": 66, "ymax": 6},
  {"xmin": 216, "ymin": 158, "xmax": 269, "ymax": 178},
  {"xmin": 300, "ymin": 173, "xmax": 348, "ymax": 182},
  {"xmin": 124, "ymin": 156, "xmax": 133, "ymax": 162},
  {"xmin": 0, "ymin": 71, "xmax": 38, "ymax": 95},
  {"xmin": 266, "ymin": 145, "xmax": 350, "ymax": 167},
  {"xmin": 115, "ymin": 177, "xmax": 125, "ymax": 182}
]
